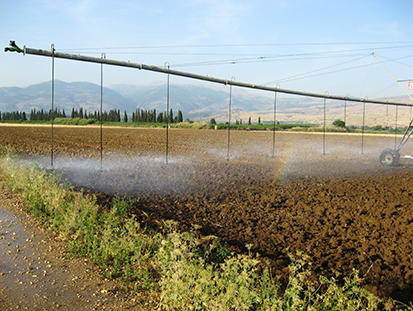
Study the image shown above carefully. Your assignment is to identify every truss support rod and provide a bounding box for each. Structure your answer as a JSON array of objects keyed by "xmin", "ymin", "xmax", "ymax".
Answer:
[
  {"xmin": 6, "ymin": 44, "xmax": 412, "ymax": 107},
  {"xmin": 372, "ymin": 53, "xmax": 413, "ymax": 103}
]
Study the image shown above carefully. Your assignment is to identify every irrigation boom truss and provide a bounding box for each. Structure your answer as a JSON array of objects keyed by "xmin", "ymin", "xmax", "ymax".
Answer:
[
  {"xmin": 371, "ymin": 53, "xmax": 413, "ymax": 166},
  {"xmin": 4, "ymin": 41, "xmax": 413, "ymax": 167},
  {"xmin": 4, "ymin": 41, "xmax": 411, "ymax": 106}
]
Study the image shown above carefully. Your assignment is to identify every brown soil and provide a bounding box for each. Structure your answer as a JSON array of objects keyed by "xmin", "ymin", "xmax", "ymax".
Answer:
[{"xmin": 2, "ymin": 124, "xmax": 413, "ymax": 304}]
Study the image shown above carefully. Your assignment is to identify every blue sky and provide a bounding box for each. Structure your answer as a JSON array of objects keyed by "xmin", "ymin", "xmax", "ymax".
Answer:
[{"xmin": 1, "ymin": 0, "xmax": 413, "ymax": 100}]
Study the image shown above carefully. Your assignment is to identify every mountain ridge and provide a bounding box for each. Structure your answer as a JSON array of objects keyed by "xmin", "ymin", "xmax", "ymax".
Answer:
[{"xmin": 0, "ymin": 80, "xmax": 410, "ymax": 126}]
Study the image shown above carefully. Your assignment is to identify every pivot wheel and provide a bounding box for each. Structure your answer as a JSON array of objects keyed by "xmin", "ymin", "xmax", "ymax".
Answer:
[{"xmin": 380, "ymin": 149, "xmax": 400, "ymax": 166}]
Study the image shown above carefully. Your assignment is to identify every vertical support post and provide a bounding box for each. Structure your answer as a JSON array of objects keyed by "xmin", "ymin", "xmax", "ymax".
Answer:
[
  {"xmin": 345, "ymin": 93, "xmax": 349, "ymax": 125},
  {"xmin": 395, "ymin": 104, "xmax": 399, "ymax": 148},
  {"xmin": 100, "ymin": 53, "xmax": 106, "ymax": 171},
  {"xmin": 50, "ymin": 43, "xmax": 55, "ymax": 169},
  {"xmin": 385, "ymin": 100, "xmax": 389, "ymax": 130},
  {"xmin": 323, "ymin": 91, "xmax": 328, "ymax": 155},
  {"xmin": 361, "ymin": 100, "xmax": 366, "ymax": 155},
  {"xmin": 271, "ymin": 88, "xmax": 278, "ymax": 158},
  {"xmin": 165, "ymin": 62, "xmax": 170, "ymax": 165},
  {"xmin": 226, "ymin": 77, "xmax": 235, "ymax": 161}
]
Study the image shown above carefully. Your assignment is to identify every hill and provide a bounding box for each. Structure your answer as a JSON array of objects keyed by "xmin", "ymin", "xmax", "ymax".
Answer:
[
  {"xmin": 0, "ymin": 80, "xmax": 135, "ymax": 114},
  {"xmin": 0, "ymin": 81, "xmax": 411, "ymax": 126}
]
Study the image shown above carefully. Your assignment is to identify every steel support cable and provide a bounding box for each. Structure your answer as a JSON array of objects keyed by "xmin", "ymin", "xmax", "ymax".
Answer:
[
  {"xmin": 265, "ymin": 55, "xmax": 371, "ymax": 85},
  {"xmin": 368, "ymin": 82, "xmax": 399, "ymax": 99},
  {"xmin": 323, "ymin": 93, "xmax": 328, "ymax": 155},
  {"xmin": 270, "ymin": 52, "xmax": 413, "ymax": 87},
  {"xmin": 386, "ymin": 104, "xmax": 389, "ymax": 129},
  {"xmin": 58, "ymin": 41, "xmax": 413, "ymax": 52},
  {"xmin": 174, "ymin": 53, "xmax": 370, "ymax": 68},
  {"xmin": 51, "ymin": 44, "xmax": 55, "ymax": 169},
  {"xmin": 361, "ymin": 100, "xmax": 366, "ymax": 155},
  {"xmin": 100, "ymin": 53, "xmax": 106, "ymax": 171},
  {"xmin": 269, "ymin": 60, "xmax": 381, "ymax": 85},
  {"xmin": 6, "ymin": 44, "xmax": 411, "ymax": 107},
  {"xmin": 344, "ymin": 99, "xmax": 347, "ymax": 124},
  {"xmin": 165, "ymin": 62, "xmax": 170, "ymax": 165},
  {"xmin": 167, "ymin": 45, "xmax": 413, "ymax": 68},
  {"xmin": 395, "ymin": 105, "xmax": 399, "ymax": 149},
  {"xmin": 59, "ymin": 44, "xmax": 413, "ymax": 59},
  {"xmin": 375, "ymin": 53, "xmax": 413, "ymax": 69},
  {"xmin": 359, "ymin": 56, "xmax": 374, "ymax": 156},
  {"xmin": 344, "ymin": 93, "xmax": 350, "ymax": 125},
  {"xmin": 226, "ymin": 77, "xmax": 235, "ymax": 161},
  {"xmin": 272, "ymin": 87, "xmax": 279, "ymax": 158}
]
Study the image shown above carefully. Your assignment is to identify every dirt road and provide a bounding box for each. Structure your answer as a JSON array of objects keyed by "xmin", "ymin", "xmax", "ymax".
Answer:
[{"xmin": 0, "ymin": 185, "xmax": 143, "ymax": 310}]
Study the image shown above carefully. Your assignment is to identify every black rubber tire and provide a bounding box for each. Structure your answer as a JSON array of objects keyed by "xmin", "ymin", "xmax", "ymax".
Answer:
[{"xmin": 380, "ymin": 149, "xmax": 400, "ymax": 166}]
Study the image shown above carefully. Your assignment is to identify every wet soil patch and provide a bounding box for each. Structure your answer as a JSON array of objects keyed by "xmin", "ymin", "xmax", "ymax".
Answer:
[{"xmin": 2, "ymin": 125, "xmax": 413, "ymax": 303}]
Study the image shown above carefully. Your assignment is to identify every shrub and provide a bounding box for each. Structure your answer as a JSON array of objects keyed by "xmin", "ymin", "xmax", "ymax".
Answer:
[
  {"xmin": 333, "ymin": 120, "xmax": 346, "ymax": 128},
  {"xmin": 373, "ymin": 125, "xmax": 385, "ymax": 131}
]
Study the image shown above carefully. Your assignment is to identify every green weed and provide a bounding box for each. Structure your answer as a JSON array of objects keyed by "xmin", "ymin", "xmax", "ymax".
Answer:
[{"xmin": 0, "ymin": 152, "xmax": 409, "ymax": 310}]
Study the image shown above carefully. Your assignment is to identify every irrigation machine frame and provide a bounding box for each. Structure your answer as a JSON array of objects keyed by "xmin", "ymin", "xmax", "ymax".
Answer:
[
  {"xmin": 380, "ymin": 118, "xmax": 413, "ymax": 166},
  {"xmin": 4, "ymin": 41, "xmax": 413, "ymax": 168}
]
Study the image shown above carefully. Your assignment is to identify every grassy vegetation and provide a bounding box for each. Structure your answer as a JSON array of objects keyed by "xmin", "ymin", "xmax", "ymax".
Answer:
[
  {"xmin": 0, "ymin": 149, "xmax": 410, "ymax": 310},
  {"xmin": 1, "ymin": 118, "xmax": 410, "ymax": 135}
]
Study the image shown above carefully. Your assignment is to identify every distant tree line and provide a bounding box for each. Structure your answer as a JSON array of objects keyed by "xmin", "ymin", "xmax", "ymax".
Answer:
[
  {"xmin": 132, "ymin": 108, "xmax": 183, "ymax": 124},
  {"xmin": 29, "ymin": 108, "xmax": 66, "ymax": 121},
  {"xmin": 70, "ymin": 108, "xmax": 121, "ymax": 122},
  {"xmin": 0, "ymin": 107, "xmax": 184, "ymax": 123},
  {"xmin": 1, "ymin": 111, "xmax": 27, "ymax": 121}
]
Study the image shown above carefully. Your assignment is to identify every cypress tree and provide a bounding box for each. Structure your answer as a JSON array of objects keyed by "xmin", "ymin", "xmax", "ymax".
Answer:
[
  {"xmin": 177, "ymin": 110, "xmax": 183, "ymax": 123},
  {"xmin": 157, "ymin": 112, "xmax": 164, "ymax": 123},
  {"xmin": 169, "ymin": 108, "xmax": 174, "ymax": 123}
]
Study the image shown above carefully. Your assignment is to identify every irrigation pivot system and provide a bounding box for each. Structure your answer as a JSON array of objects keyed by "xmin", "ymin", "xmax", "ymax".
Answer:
[
  {"xmin": 380, "ymin": 118, "xmax": 413, "ymax": 166},
  {"xmin": 5, "ymin": 41, "xmax": 410, "ymax": 105},
  {"xmin": 4, "ymin": 41, "xmax": 413, "ymax": 166}
]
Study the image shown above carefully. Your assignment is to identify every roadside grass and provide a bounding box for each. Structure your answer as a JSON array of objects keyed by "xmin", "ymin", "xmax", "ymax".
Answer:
[{"xmin": 0, "ymin": 148, "xmax": 409, "ymax": 310}]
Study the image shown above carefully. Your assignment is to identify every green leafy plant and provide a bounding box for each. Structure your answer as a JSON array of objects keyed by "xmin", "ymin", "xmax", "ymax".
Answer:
[{"xmin": 0, "ymin": 151, "xmax": 408, "ymax": 311}]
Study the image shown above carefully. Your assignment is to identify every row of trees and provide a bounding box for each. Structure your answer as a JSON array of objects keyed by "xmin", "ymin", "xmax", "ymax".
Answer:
[
  {"xmin": 210, "ymin": 116, "xmax": 260, "ymax": 125},
  {"xmin": 70, "ymin": 108, "xmax": 121, "ymax": 122},
  {"xmin": 1, "ymin": 111, "xmax": 28, "ymax": 121},
  {"xmin": 132, "ymin": 108, "xmax": 183, "ymax": 124},
  {"xmin": 30, "ymin": 108, "xmax": 66, "ymax": 121},
  {"xmin": 0, "ymin": 108, "xmax": 184, "ymax": 123}
]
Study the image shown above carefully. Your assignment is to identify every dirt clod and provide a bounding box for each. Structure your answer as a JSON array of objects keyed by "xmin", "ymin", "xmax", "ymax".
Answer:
[{"xmin": 1, "ymin": 124, "xmax": 413, "ymax": 304}]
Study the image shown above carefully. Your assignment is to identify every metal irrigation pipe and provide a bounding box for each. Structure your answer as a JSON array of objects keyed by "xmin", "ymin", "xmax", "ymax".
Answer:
[{"xmin": 10, "ymin": 44, "xmax": 412, "ymax": 107}]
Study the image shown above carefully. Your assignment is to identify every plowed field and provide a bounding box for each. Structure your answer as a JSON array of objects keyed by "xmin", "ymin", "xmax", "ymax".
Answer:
[{"xmin": 2, "ymin": 124, "xmax": 413, "ymax": 303}]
